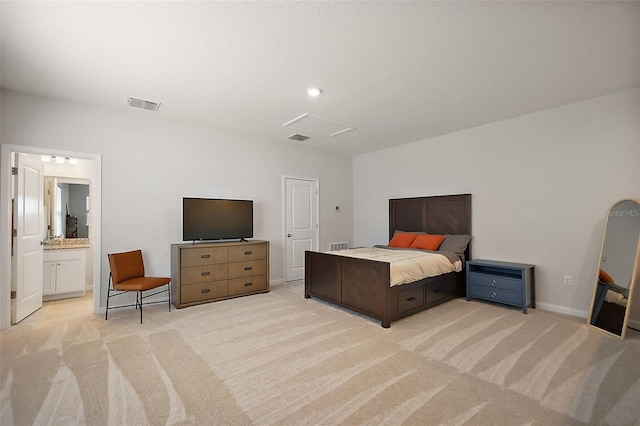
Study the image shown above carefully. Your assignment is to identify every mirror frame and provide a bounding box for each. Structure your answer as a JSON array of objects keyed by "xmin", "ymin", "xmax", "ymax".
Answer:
[
  {"xmin": 587, "ymin": 198, "xmax": 640, "ymax": 339},
  {"xmin": 44, "ymin": 176, "xmax": 90, "ymax": 239}
]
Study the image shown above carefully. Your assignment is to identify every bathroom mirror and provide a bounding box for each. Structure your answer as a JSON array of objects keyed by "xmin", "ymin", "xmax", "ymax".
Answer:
[
  {"xmin": 587, "ymin": 199, "xmax": 640, "ymax": 338},
  {"xmin": 44, "ymin": 177, "xmax": 90, "ymax": 239}
]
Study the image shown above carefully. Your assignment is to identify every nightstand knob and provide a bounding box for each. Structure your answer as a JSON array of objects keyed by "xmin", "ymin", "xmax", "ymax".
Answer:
[{"xmin": 491, "ymin": 292, "xmax": 497, "ymax": 298}]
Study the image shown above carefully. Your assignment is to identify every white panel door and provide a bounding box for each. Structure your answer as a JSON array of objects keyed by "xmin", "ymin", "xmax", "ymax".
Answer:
[
  {"xmin": 285, "ymin": 178, "xmax": 318, "ymax": 281},
  {"xmin": 13, "ymin": 153, "xmax": 44, "ymax": 323}
]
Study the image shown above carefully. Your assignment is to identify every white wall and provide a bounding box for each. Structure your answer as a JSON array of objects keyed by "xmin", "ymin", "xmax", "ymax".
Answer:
[
  {"xmin": 353, "ymin": 88, "xmax": 640, "ymax": 318},
  {"xmin": 1, "ymin": 90, "xmax": 353, "ymax": 307}
]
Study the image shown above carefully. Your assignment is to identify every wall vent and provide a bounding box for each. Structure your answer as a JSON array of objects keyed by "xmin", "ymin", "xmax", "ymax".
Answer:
[
  {"xmin": 329, "ymin": 242, "xmax": 348, "ymax": 251},
  {"xmin": 288, "ymin": 133, "xmax": 310, "ymax": 141},
  {"xmin": 127, "ymin": 96, "xmax": 161, "ymax": 112}
]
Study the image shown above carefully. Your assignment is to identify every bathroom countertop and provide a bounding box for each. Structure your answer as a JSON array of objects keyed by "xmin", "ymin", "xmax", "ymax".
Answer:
[{"xmin": 43, "ymin": 238, "xmax": 90, "ymax": 250}]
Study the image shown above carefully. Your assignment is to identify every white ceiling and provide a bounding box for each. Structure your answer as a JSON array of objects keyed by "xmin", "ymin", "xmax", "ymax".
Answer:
[{"xmin": 2, "ymin": 1, "xmax": 639, "ymax": 156}]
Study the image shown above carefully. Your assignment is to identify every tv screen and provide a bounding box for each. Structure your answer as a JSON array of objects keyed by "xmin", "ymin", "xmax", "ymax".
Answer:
[{"xmin": 183, "ymin": 198, "xmax": 253, "ymax": 242}]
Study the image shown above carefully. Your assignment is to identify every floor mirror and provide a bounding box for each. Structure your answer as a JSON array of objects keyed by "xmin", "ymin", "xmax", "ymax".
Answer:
[{"xmin": 587, "ymin": 199, "xmax": 640, "ymax": 338}]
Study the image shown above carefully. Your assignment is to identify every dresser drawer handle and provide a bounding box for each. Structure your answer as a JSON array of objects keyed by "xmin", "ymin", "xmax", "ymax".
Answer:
[
  {"xmin": 201, "ymin": 288, "xmax": 211, "ymax": 294},
  {"xmin": 244, "ymin": 282, "xmax": 253, "ymax": 287},
  {"xmin": 245, "ymin": 251, "xmax": 252, "ymax": 255},
  {"xmin": 432, "ymin": 289, "xmax": 440, "ymax": 293},
  {"xmin": 491, "ymin": 280, "xmax": 497, "ymax": 286},
  {"xmin": 201, "ymin": 254, "xmax": 210, "ymax": 259},
  {"xmin": 201, "ymin": 271, "xmax": 210, "ymax": 276},
  {"xmin": 244, "ymin": 266, "xmax": 252, "ymax": 271},
  {"xmin": 406, "ymin": 296, "xmax": 416, "ymax": 301},
  {"xmin": 491, "ymin": 292, "xmax": 497, "ymax": 298}
]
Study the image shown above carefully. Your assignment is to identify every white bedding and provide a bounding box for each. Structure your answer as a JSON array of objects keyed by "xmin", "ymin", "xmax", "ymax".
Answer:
[{"xmin": 328, "ymin": 247, "xmax": 461, "ymax": 287}]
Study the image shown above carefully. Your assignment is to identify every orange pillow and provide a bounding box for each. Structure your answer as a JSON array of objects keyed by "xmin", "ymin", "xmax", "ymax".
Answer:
[
  {"xmin": 599, "ymin": 269, "xmax": 615, "ymax": 284},
  {"xmin": 409, "ymin": 234, "xmax": 445, "ymax": 251},
  {"xmin": 388, "ymin": 232, "xmax": 417, "ymax": 248}
]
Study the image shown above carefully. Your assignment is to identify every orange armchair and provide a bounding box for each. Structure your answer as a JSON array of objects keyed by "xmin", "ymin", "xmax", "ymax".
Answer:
[{"xmin": 106, "ymin": 249, "xmax": 171, "ymax": 323}]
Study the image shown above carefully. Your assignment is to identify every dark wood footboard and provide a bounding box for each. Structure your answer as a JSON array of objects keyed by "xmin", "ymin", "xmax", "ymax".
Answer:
[
  {"xmin": 305, "ymin": 251, "xmax": 391, "ymax": 326},
  {"xmin": 305, "ymin": 250, "xmax": 464, "ymax": 328}
]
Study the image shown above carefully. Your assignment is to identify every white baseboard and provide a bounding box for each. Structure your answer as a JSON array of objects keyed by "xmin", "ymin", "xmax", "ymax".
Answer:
[
  {"xmin": 627, "ymin": 319, "xmax": 640, "ymax": 330},
  {"xmin": 534, "ymin": 301, "xmax": 589, "ymax": 319},
  {"xmin": 537, "ymin": 302, "xmax": 640, "ymax": 333}
]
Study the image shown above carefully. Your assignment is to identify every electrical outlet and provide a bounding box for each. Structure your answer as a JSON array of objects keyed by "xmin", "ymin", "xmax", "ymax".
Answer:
[{"xmin": 564, "ymin": 275, "xmax": 572, "ymax": 286}]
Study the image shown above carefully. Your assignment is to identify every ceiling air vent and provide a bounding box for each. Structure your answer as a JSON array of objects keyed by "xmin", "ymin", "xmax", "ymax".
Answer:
[
  {"xmin": 288, "ymin": 133, "xmax": 310, "ymax": 141},
  {"xmin": 127, "ymin": 97, "xmax": 161, "ymax": 112}
]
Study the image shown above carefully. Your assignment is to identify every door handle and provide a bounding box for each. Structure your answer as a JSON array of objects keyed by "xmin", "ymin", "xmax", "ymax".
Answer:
[{"xmin": 287, "ymin": 234, "xmax": 292, "ymax": 237}]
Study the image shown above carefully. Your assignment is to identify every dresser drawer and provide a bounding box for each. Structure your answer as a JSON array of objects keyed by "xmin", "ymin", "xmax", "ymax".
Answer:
[
  {"xmin": 468, "ymin": 285, "xmax": 522, "ymax": 307},
  {"xmin": 181, "ymin": 281, "xmax": 228, "ymax": 304},
  {"xmin": 468, "ymin": 272, "xmax": 522, "ymax": 293},
  {"xmin": 181, "ymin": 264, "xmax": 227, "ymax": 285},
  {"xmin": 229, "ymin": 275, "xmax": 267, "ymax": 295},
  {"xmin": 181, "ymin": 247, "xmax": 227, "ymax": 267},
  {"xmin": 228, "ymin": 260, "xmax": 267, "ymax": 279},
  {"xmin": 228, "ymin": 244, "xmax": 266, "ymax": 262},
  {"xmin": 398, "ymin": 287, "xmax": 424, "ymax": 314}
]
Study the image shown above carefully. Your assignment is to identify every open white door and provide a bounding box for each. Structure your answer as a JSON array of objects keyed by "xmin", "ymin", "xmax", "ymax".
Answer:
[
  {"xmin": 285, "ymin": 178, "xmax": 318, "ymax": 281},
  {"xmin": 12, "ymin": 153, "xmax": 44, "ymax": 323}
]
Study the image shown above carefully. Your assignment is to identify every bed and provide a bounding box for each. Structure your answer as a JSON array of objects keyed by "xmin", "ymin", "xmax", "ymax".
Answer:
[{"xmin": 304, "ymin": 194, "xmax": 472, "ymax": 328}]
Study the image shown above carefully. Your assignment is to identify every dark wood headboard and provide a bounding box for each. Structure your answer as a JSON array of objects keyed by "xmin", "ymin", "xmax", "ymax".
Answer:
[{"xmin": 389, "ymin": 194, "xmax": 472, "ymax": 259}]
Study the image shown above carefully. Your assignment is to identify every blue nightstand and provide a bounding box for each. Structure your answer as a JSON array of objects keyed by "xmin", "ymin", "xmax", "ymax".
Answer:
[{"xmin": 466, "ymin": 259, "xmax": 535, "ymax": 313}]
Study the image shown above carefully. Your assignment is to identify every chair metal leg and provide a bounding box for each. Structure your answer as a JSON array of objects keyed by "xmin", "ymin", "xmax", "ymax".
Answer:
[
  {"xmin": 105, "ymin": 273, "xmax": 112, "ymax": 320},
  {"xmin": 168, "ymin": 282, "xmax": 171, "ymax": 312},
  {"xmin": 139, "ymin": 291, "xmax": 143, "ymax": 324}
]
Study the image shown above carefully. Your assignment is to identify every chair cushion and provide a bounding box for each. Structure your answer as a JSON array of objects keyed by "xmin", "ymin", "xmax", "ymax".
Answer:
[
  {"xmin": 114, "ymin": 276, "xmax": 171, "ymax": 291},
  {"xmin": 109, "ymin": 250, "xmax": 145, "ymax": 284}
]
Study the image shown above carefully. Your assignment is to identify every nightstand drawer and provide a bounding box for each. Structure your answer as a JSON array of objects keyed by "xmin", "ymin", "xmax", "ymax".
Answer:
[
  {"xmin": 468, "ymin": 285, "xmax": 522, "ymax": 306},
  {"xmin": 468, "ymin": 272, "xmax": 522, "ymax": 293}
]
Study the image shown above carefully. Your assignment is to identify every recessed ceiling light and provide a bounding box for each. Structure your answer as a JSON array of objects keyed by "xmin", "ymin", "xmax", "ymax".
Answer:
[{"xmin": 307, "ymin": 87, "xmax": 322, "ymax": 97}]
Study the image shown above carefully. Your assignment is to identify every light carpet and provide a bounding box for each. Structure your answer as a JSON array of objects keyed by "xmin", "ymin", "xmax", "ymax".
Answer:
[{"xmin": 1, "ymin": 281, "xmax": 639, "ymax": 425}]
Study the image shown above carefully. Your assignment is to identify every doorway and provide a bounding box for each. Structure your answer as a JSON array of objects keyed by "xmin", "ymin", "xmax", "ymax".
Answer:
[
  {"xmin": 0, "ymin": 144, "xmax": 102, "ymax": 329},
  {"xmin": 283, "ymin": 176, "xmax": 319, "ymax": 282}
]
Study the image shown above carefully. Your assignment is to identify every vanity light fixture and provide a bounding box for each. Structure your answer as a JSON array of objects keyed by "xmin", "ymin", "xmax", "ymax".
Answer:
[
  {"xmin": 307, "ymin": 87, "xmax": 322, "ymax": 97},
  {"xmin": 41, "ymin": 155, "xmax": 79, "ymax": 165}
]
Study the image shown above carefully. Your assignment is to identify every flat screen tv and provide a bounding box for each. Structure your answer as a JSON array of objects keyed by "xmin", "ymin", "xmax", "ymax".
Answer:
[{"xmin": 183, "ymin": 198, "xmax": 253, "ymax": 242}]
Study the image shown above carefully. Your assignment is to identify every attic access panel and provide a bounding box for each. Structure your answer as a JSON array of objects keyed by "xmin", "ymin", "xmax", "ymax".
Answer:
[{"xmin": 283, "ymin": 113, "xmax": 356, "ymax": 138}]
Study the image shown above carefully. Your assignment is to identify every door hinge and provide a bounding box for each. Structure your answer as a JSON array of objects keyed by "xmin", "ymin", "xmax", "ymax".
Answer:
[
  {"xmin": 12, "ymin": 229, "xmax": 17, "ymax": 237},
  {"xmin": 11, "ymin": 167, "xmax": 18, "ymax": 175},
  {"xmin": 10, "ymin": 291, "xmax": 16, "ymax": 300}
]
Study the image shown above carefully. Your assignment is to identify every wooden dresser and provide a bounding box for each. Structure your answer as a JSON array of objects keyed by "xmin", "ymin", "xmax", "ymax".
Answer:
[{"xmin": 171, "ymin": 240, "xmax": 269, "ymax": 308}]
